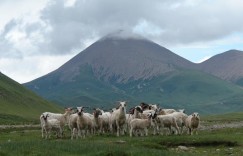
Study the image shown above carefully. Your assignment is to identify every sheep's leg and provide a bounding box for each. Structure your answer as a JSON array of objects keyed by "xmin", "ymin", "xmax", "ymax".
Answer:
[
  {"xmin": 130, "ymin": 127, "xmax": 133, "ymax": 137},
  {"xmin": 175, "ymin": 125, "xmax": 180, "ymax": 135},
  {"xmin": 41, "ymin": 127, "xmax": 44, "ymax": 138},
  {"xmin": 145, "ymin": 128, "xmax": 148, "ymax": 136},
  {"xmin": 115, "ymin": 120, "xmax": 120, "ymax": 137},
  {"xmin": 189, "ymin": 128, "xmax": 192, "ymax": 135}
]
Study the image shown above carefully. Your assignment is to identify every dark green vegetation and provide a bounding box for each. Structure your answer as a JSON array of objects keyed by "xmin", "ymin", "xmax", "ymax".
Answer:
[
  {"xmin": 0, "ymin": 126, "xmax": 243, "ymax": 155},
  {"xmin": 25, "ymin": 66, "xmax": 243, "ymax": 114},
  {"xmin": 0, "ymin": 72, "xmax": 61, "ymax": 124}
]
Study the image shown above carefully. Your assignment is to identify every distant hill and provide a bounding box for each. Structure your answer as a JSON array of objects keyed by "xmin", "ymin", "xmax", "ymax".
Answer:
[
  {"xmin": 198, "ymin": 50, "xmax": 243, "ymax": 86},
  {"xmin": 24, "ymin": 32, "xmax": 243, "ymax": 114},
  {"xmin": 0, "ymin": 72, "xmax": 61, "ymax": 124}
]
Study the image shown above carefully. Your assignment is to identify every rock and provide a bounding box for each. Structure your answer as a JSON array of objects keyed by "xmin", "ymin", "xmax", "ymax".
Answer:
[{"xmin": 178, "ymin": 146, "xmax": 189, "ymax": 151}]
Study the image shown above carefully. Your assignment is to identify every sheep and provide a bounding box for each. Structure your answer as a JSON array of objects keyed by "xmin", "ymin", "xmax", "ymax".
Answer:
[
  {"xmin": 77, "ymin": 107, "xmax": 94, "ymax": 138},
  {"xmin": 68, "ymin": 113, "xmax": 79, "ymax": 140},
  {"xmin": 40, "ymin": 107, "xmax": 73, "ymax": 138},
  {"xmin": 186, "ymin": 112, "xmax": 200, "ymax": 135},
  {"xmin": 169, "ymin": 112, "xmax": 188, "ymax": 134},
  {"xmin": 40, "ymin": 113, "xmax": 62, "ymax": 139},
  {"xmin": 126, "ymin": 106, "xmax": 143, "ymax": 132},
  {"xmin": 140, "ymin": 102, "xmax": 158, "ymax": 111},
  {"xmin": 156, "ymin": 114, "xmax": 180, "ymax": 135},
  {"xmin": 93, "ymin": 108, "xmax": 111, "ymax": 134},
  {"xmin": 129, "ymin": 113, "xmax": 155, "ymax": 137},
  {"xmin": 69, "ymin": 107, "xmax": 94, "ymax": 139},
  {"xmin": 109, "ymin": 101, "xmax": 127, "ymax": 136}
]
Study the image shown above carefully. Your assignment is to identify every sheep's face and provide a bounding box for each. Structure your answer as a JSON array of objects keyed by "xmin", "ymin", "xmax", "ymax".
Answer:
[
  {"xmin": 117, "ymin": 101, "xmax": 127, "ymax": 110},
  {"xmin": 42, "ymin": 114, "xmax": 49, "ymax": 121},
  {"xmin": 140, "ymin": 102, "xmax": 149, "ymax": 110},
  {"xmin": 119, "ymin": 101, "xmax": 126, "ymax": 111},
  {"xmin": 192, "ymin": 112, "xmax": 200, "ymax": 120},
  {"xmin": 135, "ymin": 106, "xmax": 143, "ymax": 113},
  {"xmin": 93, "ymin": 108, "xmax": 102, "ymax": 117},
  {"xmin": 77, "ymin": 107, "xmax": 84, "ymax": 116}
]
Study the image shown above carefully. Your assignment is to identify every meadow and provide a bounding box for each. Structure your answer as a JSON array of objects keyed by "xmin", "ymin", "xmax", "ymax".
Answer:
[{"xmin": 0, "ymin": 124, "xmax": 243, "ymax": 156}]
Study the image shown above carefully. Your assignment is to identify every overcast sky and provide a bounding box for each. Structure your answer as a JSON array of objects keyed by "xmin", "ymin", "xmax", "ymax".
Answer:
[{"xmin": 1, "ymin": 0, "xmax": 243, "ymax": 83}]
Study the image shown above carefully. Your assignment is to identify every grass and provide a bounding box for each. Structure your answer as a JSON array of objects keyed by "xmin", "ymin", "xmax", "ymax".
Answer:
[
  {"xmin": 0, "ymin": 73, "xmax": 62, "ymax": 124},
  {"xmin": 0, "ymin": 126, "xmax": 243, "ymax": 156}
]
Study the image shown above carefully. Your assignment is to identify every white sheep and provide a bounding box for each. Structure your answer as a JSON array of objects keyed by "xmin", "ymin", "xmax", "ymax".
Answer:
[
  {"xmin": 93, "ymin": 108, "xmax": 111, "ymax": 134},
  {"xmin": 109, "ymin": 101, "xmax": 127, "ymax": 136},
  {"xmin": 40, "ymin": 114, "xmax": 62, "ymax": 139},
  {"xmin": 156, "ymin": 114, "xmax": 180, "ymax": 135},
  {"xmin": 129, "ymin": 113, "xmax": 154, "ymax": 137},
  {"xmin": 68, "ymin": 107, "xmax": 94, "ymax": 139},
  {"xmin": 40, "ymin": 107, "xmax": 72, "ymax": 138},
  {"xmin": 186, "ymin": 112, "xmax": 200, "ymax": 135},
  {"xmin": 68, "ymin": 113, "xmax": 79, "ymax": 139},
  {"xmin": 169, "ymin": 112, "xmax": 188, "ymax": 134}
]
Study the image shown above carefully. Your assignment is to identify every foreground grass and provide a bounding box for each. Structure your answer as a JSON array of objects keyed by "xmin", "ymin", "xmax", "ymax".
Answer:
[{"xmin": 0, "ymin": 127, "xmax": 243, "ymax": 156}]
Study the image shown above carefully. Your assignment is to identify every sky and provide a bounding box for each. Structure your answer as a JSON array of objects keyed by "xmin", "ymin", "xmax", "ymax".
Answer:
[{"xmin": 0, "ymin": 0, "xmax": 243, "ymax": 83}]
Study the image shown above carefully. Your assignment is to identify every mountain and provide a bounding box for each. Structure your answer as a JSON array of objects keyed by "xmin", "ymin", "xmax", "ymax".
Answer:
[
  {"xmin": 198, "ymin": 50, "xmax": 243, "ymax": 86},
  {"xmin": 0, "ymin": 72, "xmax": 61, "ymax": 124},
  {"xmin": 24, "ymin": 32, "xmax": 243, "ymax": 114}
]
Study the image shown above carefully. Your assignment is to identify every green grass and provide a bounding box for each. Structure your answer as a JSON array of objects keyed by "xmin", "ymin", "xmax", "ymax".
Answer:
[
  {"xmin": 0, "ymin": 73, "xmax": 62, "ymax": 124},
  {"xmin": 0, "ymin": 127, "xmax": 243, "ymax": 156},
  {"xmin": 202, "ymin": 112, "xmax": 243, "ymax": 122}
]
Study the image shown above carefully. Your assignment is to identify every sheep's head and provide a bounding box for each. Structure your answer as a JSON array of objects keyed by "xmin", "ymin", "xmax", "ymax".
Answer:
[
  {"xmin": 42, "ymin": 114, "xmax": 49, "ymax": 121},
  {"xmin": 77, "ymin": 107, "xmax": 84, "ymax": 116},
  {"xmin": 117, "ymin": 101, "xmax": 127, "ymax": 111},
  {"xmin": 192, "ymin": 112, "xmax": 200, "ymax": 120},
  {"xmin": 135, "ymin": 106, "xmax": 143, "ymax": 113},
  {"xmin": 93, "ymin": 108, "xmax": 102, "ymax": 117},
  {"xmin": 140, "ymin": 102, "xmax": 149, "ymax": 110}
]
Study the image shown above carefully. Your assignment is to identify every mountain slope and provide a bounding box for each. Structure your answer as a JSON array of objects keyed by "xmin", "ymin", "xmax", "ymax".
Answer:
[
  {"xmin": 53, "ymin": 35, "xmax": 195, "ymax": 83},
  {"xmin": 0, "ymin": 72, "xmax": 61, "ymax": 124},
  {"xmin": 24, "ymin": 34, "xmax": 243, "ymax": 114},
  {"xmin": 198, "ymin": 50, "xmax": 243, "ymax": 86}
]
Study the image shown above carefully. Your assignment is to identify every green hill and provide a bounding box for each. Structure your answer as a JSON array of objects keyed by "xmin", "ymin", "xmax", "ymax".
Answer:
[{"xmin": 0, "ymin": 72, "xmax": 61, "ymax": 124}]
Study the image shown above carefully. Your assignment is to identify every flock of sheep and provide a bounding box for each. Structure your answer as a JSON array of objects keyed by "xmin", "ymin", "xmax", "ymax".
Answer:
[{"xmin": 40, "ymin": 101, "xmax": 200, "ymax": 139}]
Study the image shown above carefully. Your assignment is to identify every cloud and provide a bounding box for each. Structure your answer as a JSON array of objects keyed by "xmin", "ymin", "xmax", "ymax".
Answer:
[
  {"xmin": 1, "ymin": 0, "xmax": 243, "ymax": 58},
  {"xmin": 1, "ymin": 0, "xmax": 243, "ymax": 82},
  {"xmin": 0, "ymin": 54, "xmax": 75, "ymax": 83}
]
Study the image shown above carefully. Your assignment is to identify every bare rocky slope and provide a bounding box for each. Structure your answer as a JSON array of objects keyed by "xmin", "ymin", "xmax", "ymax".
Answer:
[{"xmin": 198, "ymin": 50, "xmax": 243, "ymax": 86}]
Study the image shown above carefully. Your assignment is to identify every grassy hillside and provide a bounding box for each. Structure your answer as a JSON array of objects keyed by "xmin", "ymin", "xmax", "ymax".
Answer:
[
  {"xmin": 0, "ymin": 72, "xmax": 61, "ymax": 124},
  {"xmin": 25, "ymin": 66, "xmax": 243, "ymax": 114},
  {"xmin": 122, "ymin": 70, "xmax": 243, "ymax": 114}
]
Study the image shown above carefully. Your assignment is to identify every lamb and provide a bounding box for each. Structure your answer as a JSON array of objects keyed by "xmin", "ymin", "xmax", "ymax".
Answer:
[
  {"xmin": 186, "ymin": 112, "xmax": 200, "ymax": 135},
  {"xmin": 129, "ymin": 113, "xmax": 155, "ymax": 137},
  {"xmin": 156, "ymin": 114, "xmax": 180, "ymax": 135},
  {"xmin": 40, "ymin": 114, "xmax": 62, "ymax": 139},
  {"xmin": 109, "ymin": 101, "xmax": 127, "ymax": 136},
  {"xmin": 40, "ymin": 107, "xmax": 73, "ymax": 137}
]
